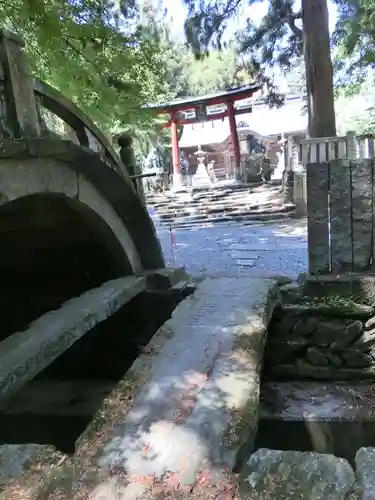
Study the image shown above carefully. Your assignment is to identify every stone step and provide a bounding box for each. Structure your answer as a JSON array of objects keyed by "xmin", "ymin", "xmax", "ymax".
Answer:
[
  {"xmin": 154, "ymin": 203, "xmax": 281, "ymax": 217},
  {"xmin": 166, "ymin": 210, "xmax": 297, "ymax": 228}
]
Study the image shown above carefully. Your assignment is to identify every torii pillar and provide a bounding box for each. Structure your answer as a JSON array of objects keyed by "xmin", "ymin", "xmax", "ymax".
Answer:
[
  {"xmin": 227, "ymin": 101, "xmax": 241, "ymax": 181},
  {"xmin": 171, "ymin": 112, "xmax": 182, "ymax": 188}
]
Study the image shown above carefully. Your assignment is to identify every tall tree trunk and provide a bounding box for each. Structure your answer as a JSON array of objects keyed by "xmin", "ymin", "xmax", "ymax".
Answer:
[{"xmin": 302, "ymin": 0, "xmax": 336, "ymax": 138}]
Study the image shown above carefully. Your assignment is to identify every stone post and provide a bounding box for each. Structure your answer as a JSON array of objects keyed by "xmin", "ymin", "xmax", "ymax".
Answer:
[
  {"xmin": 294, "ymin": 169, "xmax": 307, "ymax": 216},
  {"xmin": 283, "ymin": 135, "xmax": 295, "ymax": 204},
  {"xmin": 346, "ymin": 131, "xmax": 357, "ymax": 160},
  {"xmin": 0, "ymin": 29, "xmax": 41, "ymax": 138}
]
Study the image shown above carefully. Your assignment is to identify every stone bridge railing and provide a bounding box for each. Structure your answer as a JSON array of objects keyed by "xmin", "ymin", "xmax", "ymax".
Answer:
[{"xmin": 0, "ymin": 29, "xmax": 127, "ymax": 180}]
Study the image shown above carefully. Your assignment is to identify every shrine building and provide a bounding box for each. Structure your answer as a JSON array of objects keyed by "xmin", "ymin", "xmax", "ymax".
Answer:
[{"xmin": 148, "ymin": 85, "xmax": 307, "ymax": 186}]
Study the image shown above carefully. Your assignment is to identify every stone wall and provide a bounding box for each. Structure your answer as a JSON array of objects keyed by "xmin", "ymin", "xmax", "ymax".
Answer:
[
  {"xmin": 264, "ymin": 276, "xmax": 375, "ymax": 380},
  {"xmin": 265, "ymin": 301, "xmax": 375, "ymax": 379}
]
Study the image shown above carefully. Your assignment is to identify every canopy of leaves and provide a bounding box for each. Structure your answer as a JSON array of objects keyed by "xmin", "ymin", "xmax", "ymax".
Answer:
[
  {"xmin": 333, "ymin": 0, "xmax": 375, "ymax": 71},
  {"xmin": 0, "ymin": 0, "xmax": 172, "ymax": 146},
  {"xmin": 183, "ymin": 0, "xmax": 306, "ymax": 106},
  {"xmin": 182, "ymin": 48, "xmax": 252, "ymax": 94},
  {"xmin": 335, "ymin": 69, "xmax": 375, "ymax": 134},
  {"xmin": 0, "ymin": 0, "xmax": 262, "ymax": 156}
]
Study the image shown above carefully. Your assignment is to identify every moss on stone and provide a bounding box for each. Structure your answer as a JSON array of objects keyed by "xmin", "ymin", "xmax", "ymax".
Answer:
[{"xmin": 299, "ymin": 294, "xmax": 363, "ymax": 310}]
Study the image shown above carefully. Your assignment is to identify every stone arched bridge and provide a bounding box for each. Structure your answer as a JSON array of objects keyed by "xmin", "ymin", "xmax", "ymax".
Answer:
[{"xmin": 0, "ymin": 29, "xmax": 190, "ymax": 396}]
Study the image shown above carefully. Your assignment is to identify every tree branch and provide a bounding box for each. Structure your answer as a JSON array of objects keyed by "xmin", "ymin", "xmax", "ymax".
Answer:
[
  {"xmin": 283, "ymin": 7, "xmax": 302, "ymax": 38},
  {"xmin": 221, "ymin": 0, "xmax": 243, "ymax": 19}
]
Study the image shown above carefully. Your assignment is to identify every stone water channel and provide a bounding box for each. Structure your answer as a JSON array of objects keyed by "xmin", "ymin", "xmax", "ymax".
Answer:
[
  {"xmin": 256, "ymin": 276, "xmax": 375, "ymax": 465},
  {"xmin": 0, "ymin": 273, "xmax": 193, "ymax": 455},
  {"xmin": 240, "ymin": 274, "xmax": 375, "ymax": 498},
  {"xmin": 4, "ymin": 212, "xmax": 375, "ymax": 496}
]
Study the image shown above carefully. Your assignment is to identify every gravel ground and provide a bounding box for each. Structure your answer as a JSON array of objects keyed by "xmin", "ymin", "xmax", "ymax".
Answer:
[{"xmin": 153, "ymin": 218, "xmax": 308, "ymax": 280}]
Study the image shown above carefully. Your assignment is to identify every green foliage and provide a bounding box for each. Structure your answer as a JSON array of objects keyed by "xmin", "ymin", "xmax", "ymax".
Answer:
[
  {"xmin": 0, "ymin": 0, "xmax": 257, "ymax": 157},
  {"xmin": 181, "ymin": 47, "xmax": 253, "ymax": 95},
  {"xmin": 333, "ymin": 0, "xmax": 375, "ymax": 70},
  {"xmin": 0, "ymin": 0, "xmax": 171, "ymax": 149},
  {"xmin": 182, "ymin": 0, "xmax": 341, "ymax": 136},
  {"xmin": 182, "ymin": 0, "xmax": 306, "ymax": 106},
  {"xmin": 335, "ymin": 70, "xmax": 375, "ymax": 134}
]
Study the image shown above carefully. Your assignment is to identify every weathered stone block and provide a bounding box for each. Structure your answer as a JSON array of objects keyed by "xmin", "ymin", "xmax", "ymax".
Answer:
[
  {"xmin": 306, "ymin": 161, "xmax": 330, "ymax": 274},
  {"xmin": 307, "ymin": 346, "xmax": 329, "ymax": 366},
  {"xmin": 330, "ymin": 159, "xmax": 353, "ymax": 273},
  {"xmin": 304, "ymin": 274, "xmax": 375, "ymax": 305},
  {"xmin": 356, "ymin": 328, "xmax": 375, "ymax": 352},
  {"xmin": 351, "ymin": 159, "xmax": 373, "ymax": 271},
  {"xmin": 342, "ymin": 349, "xmax": 373, "ymax": 368},
  {"xmin": 0, "ymin": 276, "xmax": 146, "ymax": 399},
  {"xmin": 356, "ymin": 447, "xmax": 375, "ymax": 500},
  {"xmin": 279, "ymin": 282, "xmax": 303, "ymax": 302},
  {"xmin": 331, "ymin": 320, "xmax": 363, "ymax": 350},
  {"xmin": 293, "ymin": 317, "xmax": 318, "ymax": 337},
  {"xmin": 283, "ymin": 302, "xmax": 374, "ymax": 319},
  {"xmin": 239, "ymin": 449, "xmax": 357, "ymax": 499},
  {"xmin": 140, "ymin": 267, "xmax": 189, "ymax": 290},
  {"xmin": 312, "ymin": 319, "xmax": 345, "ymax": 346},
  {"xmin": 365, "ymin": 316, "xmax": 375, "ymax": 330}
]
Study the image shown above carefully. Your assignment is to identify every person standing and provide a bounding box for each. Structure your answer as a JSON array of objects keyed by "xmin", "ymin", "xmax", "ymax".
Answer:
[
  {"xmin": 184, "ymin": 155, "xmax": 192, "ymax": 187},
  {"xmin": 208, "ymin": 160, "xmax": 216, "ymax": 183},
  {"xmin": 117, "ymin": 132, "xmax": 145, "ymax": 203}
]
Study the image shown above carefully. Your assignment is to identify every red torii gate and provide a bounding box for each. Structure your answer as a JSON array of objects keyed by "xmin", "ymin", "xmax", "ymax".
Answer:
[{"xmin": 148, "ymin": 83, "xmax": 261, "ymax": 187}]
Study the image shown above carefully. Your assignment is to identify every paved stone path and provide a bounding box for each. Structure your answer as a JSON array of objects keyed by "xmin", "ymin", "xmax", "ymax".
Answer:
[{"xmin": 154, "ymin": 219, "xmax": 307, "ymax": 279}]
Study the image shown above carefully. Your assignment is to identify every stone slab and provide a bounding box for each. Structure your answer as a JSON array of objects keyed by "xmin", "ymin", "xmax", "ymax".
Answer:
[
  {"xmin": 72, "ymin": 277, "xmax": 278, "ymax": 497},
  {"xmin": 0, "ymin": 276, "xmax": 146, "ymax": 399},
  {"xmin": 303, "ymin": 274, "xmax": 375, "ymax": 305},
  {"xmin": 306, "ymin": 161, "xmax": 330, "ymax": 274},
  {"xmin": 330, "ymin": 159, "xmax": 353, "ymax": 273},
  {"xmin": 352, "ymin": 159, "xmax": 373, "ymax": 271}
]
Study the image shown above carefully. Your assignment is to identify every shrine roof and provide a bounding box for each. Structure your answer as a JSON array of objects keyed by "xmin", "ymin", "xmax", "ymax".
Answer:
[{"xmin": 147, "ymin": 83, "xmax": 261, "ymax": 112}]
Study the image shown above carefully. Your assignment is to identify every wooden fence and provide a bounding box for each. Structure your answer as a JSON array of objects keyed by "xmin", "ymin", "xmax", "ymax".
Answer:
[{"xmin": 301, "ymin": 132, "xmax": 375, "ymax": 275}]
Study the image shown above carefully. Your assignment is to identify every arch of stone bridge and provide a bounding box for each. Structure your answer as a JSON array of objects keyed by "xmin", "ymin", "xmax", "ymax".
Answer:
[
  {"xmin": 0, "ymin": 139, "xmax": 165, "ymax": 271},
  {"xmin": 0, "ymin": 156, "xmax": 154, "ymax": 340}
]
